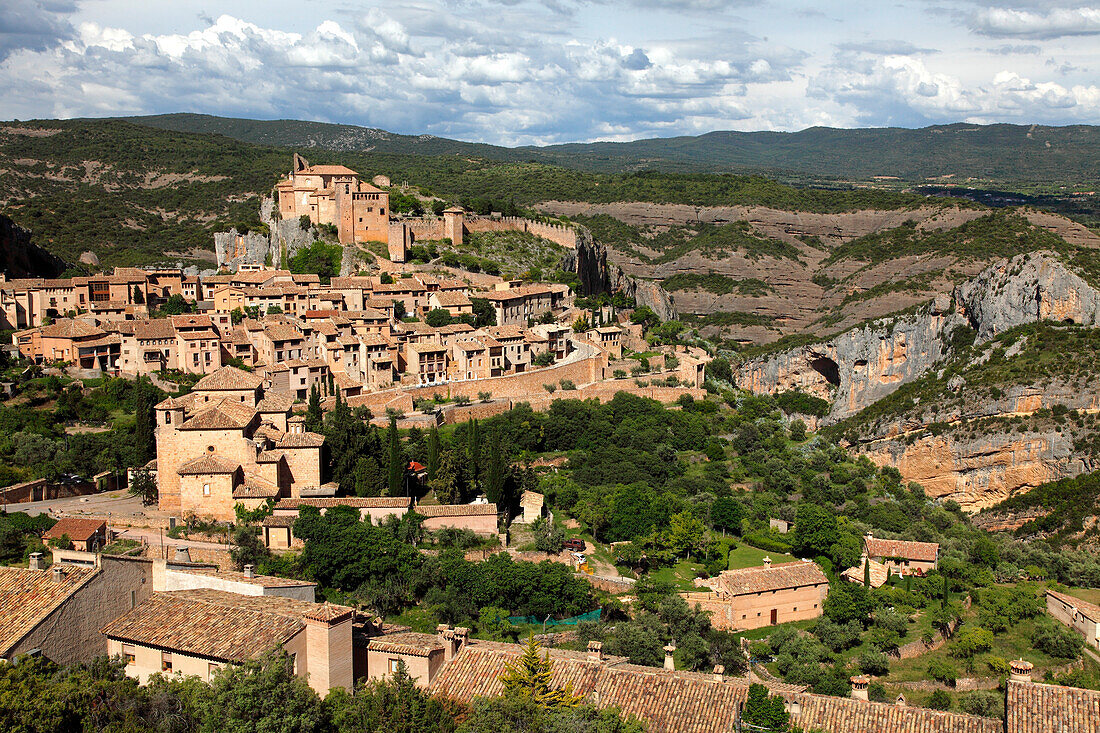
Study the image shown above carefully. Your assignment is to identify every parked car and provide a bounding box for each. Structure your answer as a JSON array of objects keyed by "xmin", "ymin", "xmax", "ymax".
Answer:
[{"xmin": 563, "ymin": 538, "xmax": 586, "ymax": 552}]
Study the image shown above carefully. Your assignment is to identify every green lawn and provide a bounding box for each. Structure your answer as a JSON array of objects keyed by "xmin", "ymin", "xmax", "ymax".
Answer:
[
  {"xmin": 651, "ymin": 560, "xmax": 708, "ymax": 591},
  {"xmin": 1062, "ymin": 587, "xmax": 1100, "ymax": 606},
  {"xmin": 728, "ymin": 543, "xmax": 795, "ymax": 570}
]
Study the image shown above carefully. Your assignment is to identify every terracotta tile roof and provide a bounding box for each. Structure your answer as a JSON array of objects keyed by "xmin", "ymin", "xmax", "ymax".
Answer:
[
  {"xmin": 39, "ymin": 319, "xmax": 104, "ymax": 339},
  {"xmin": 368, "ymin": 632, "xmax": 444, "ymax": 658},
  {"xmin": 1047, "ymin": 589, "xmax": 1100, "ymax": 624},
  {"xmin": 0, "ymin": 566, "xmax": 99, "ymax": 656},
  {"xmin": 712, "ymin": 561, "xmax": 829, "ymax": 596},
  {"xmin": 1006, "ymin": 679, "xmax": 1100, "ymax": 733},
  {"xmin": 483, "ymin": 285, "xmax": 552, "ymax": 302},
  {"xmin": 303, "ymin": 310, "xmax": 339, "ymax": 319},
  {"xmin": 193, "ymin": 366, "xmax": 263, "ymax": 391},
  {"xmin": 180, "ymin": 401, "xmax": 257, "ymax": 431},
  {"xmin": 177, "ymin": 454, "xmax": 240, "ymax": 475},
  {"xmin": 301, "ymin": 164, "xmax": 359, "ymax": 176},
  {"xmin": 170, "ymin": 315, "xmax": 213, "ymax": 329},
  {"xmin": 416, "ymin": 503, "xmax": 498, "ymax": 517},
  {"xmin": 101, "ymin": 590, "xmax": 323, "ymax": 662},
  {"xmin": 275, "ymin": 432, "xmax": 325, "ymax": 448},
  {"xmin": 172, "ymin": 566, "xmax": 315, "ymax": 589},
  {"xmin": 264, "ymin": 324, "xmax": 305, "ymax": 342},
  {"xmin": 865, "ymin": 536, "xmax": 939, "ymax": 563},
  {"xmin": 263, "ymin": 515, "xmax": 296, "ymax": 528},
  {"xmin": 429, "ymin": 639, "xmax": 999, "ymax": 733},
  {"xmin": 792, "ymin": 691, "xmax": 999, "ymax": 733},
  {"xmin": 275, "ymin": 497, "xmax": 411, "ymax": 510},
  {"xmin": 256, "ymin": 393, "xmax": 296, "ymax": 412},
  {"xmin": 42, "ymin": 517, "xmax": 106, "ymax": 543},
  {"xmin": 177, "ymin": 329, "xmax": 218, "ymax": 341},
  {"xmin": 233, "ymin": 478, "xmax": 281, "ymax": 499},
  {"xmin": 133, "ymin": 319, "xmax": 177, "ymax": 340},
  {"xmin": 431, "ymin": 292, "xmax": 473, "ymax": 308},
  {"xmin": 841, "ymin": 559, "xmax": 890, "ymax": 588}
]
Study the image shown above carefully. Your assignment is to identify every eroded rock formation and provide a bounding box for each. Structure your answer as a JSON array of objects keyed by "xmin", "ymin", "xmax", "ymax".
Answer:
[
  {"xmin": 0, "ymin": 215, "xmax": 68, "ymax": 277},
  {"xmin": 561, "ymin": 228, "xmax": 676, "ymax": 321}
]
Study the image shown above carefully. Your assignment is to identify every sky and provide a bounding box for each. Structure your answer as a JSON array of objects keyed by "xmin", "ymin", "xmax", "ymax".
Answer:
[{"xmin": 2, "ymin": 0, "xmax": 1100, "ymax": 145}]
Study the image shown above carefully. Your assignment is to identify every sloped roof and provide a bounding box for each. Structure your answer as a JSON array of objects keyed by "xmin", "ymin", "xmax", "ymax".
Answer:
[
  {"xmin": 101, "ymin": 590, "xmax": 328, "ymax": 662},
  {"xmin": 177, "ymin": 454, "xmax": 240, "ymax": 475},
  {"xmin": 275, "ymin": 432, "xmax": 325, "ymax": 449},
  {"xmin": 179, "ymin": 401, "xmax": 257, "ymax": 431},
  {"xmin": 0, "ymin": 566, "xmax": 99, "ymax": 656},
  {"xmin": 171, "ymin": 566, "xmax": 315, "ymax": 589},
  {"xmin": 428, "ymin": 639, "xmax": 1000, "ymax": 733},
  {"xmin": 301, "ymin": 164, "xmax": 359, "ymax": 176},
  {"xmin": 1046, "ymin": 589, "xmax": 1100, "ymax": 624},
  {"xmin": 1006, "ymin": 679, "xmax": 1100, "ymax": 733},
  {"xmin": 193, "ymin": 366, "xmax": 262, "ymax": 391},
  {"xmin": 275, "ymin": 497, "xmax": 411, "ymax": 510},
  {"xmin": 865, "ymin": 536, "xmax": 939, "ymax": 563},
  {"xmin": 416, "ymin": 503, "xmax": 497, "ymax": 517},
  {"xmin": 42, "ymin": 517, "xmax": 106, "ymax": 543},
  {"xmin": 256, "ymin": 393, "xmax": 295, "ymax": 413},
  {"xmin": 841, "ymin": 559, "xmax": 890, "ymax": 589},
  {"xmin": 712, "ymin": 561, "xmax": 828, "ymax": 596},
  {"xmin": 431, "ymin": 291, "xmax": 473, "ymax": 307},
  {"xmin": 367, "ymin": 632, "xmax": 444, "ymax": 658},
  {"xmin": 39, "ymin": 319, "xmax": 104, "ymax": 339}
]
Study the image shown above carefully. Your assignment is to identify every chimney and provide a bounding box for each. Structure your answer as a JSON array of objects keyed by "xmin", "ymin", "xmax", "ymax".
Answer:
[
  {"xmin": 28, "ymin": 552, "xmax": 44, "ymax": 571},
  {"xmin": 454, "ymin": 627, "xmax": 469, "ymax": 655},
  {"xmin": 850, "ymin": 675, "xmax": 869, "ymax": 701},
  {"xmin": 51, "ymin": 565, "xmax": 64, "ymax": 583},
  {"xmin": 438, "ymin": 625, "xmax": 457, "ymax": 662},
  {"xmin": 712, "ymin": 664, "xmax": 724, "ymax": 682},
  {"xmin": 1010, "ymin": 659, "xmax": 1034, "ymax": 683},
  {"xmin": 173, "ymin": 546, "xmax": 191, "ymax": 563},
  {"xmin": 587, "ymin": 641, "xmax": 603, "ymax": 662},
  {"xmin": 762, "ymin": 556, "xmax": 772, "ymax": 568},
  {"xmin": 895, "ymin": 693, "xmax": 907, "ymax": 707},
  {"xmin": 244, "ymin": 564, "xmax": 255, "ymax": 578},
  {"xmin": 663, "ymin": 643, "xmax": 676, "ymax": 671}
]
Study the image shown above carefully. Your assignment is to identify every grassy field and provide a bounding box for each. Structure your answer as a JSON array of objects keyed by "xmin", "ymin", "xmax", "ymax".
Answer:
[
  {"xmin": 1062, "ymin": 587, "xmax": 1100, "ymax": 606},
  {"xmin": 728, "ymin": 543, "xmax": 795, "ymax": 569}
]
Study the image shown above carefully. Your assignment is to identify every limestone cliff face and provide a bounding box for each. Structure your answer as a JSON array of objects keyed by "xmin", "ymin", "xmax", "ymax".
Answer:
[
  {"xmin": 561, "ymin": 228, "xmax": 676, "ymax": 321},
  {"xmin": 864, "ymin": 432, "xmax": 1089, "ymax": 512},
  {"xmin": 737, "ymin": 251, "xmax": 1100, "ymax": 422}
]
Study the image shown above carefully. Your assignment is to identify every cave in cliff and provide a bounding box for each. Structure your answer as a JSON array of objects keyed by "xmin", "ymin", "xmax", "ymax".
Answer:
[{"xmin": 810, "ymin": 356, "xmax": 841, "ymax": 387}]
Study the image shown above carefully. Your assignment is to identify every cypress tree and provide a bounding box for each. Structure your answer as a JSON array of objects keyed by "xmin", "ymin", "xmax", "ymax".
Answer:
[
  {"xmin": 427, "ymin": 425, "xmax": 441, "ymax": 482},
  {"xmin": 863, "ymin": 558, "xmax": 871, "ymax": 588},
  {"xmin": 387, "ymin": 415, "xmax": 403, "ymax": 496},
  {"xmin": 304, "ymin": 385, "xmax": 323, "ymax": 433},
  {"xmin": 133, "ymin": 378, "xmax": 155, "ymax": 464},
  {"xmin": 466, "ymin": 419, "xmax": 481, "ymax": 492},
  {"xmin": 486, "ymin": 429, "xmax": 505, "ymax": 505}
]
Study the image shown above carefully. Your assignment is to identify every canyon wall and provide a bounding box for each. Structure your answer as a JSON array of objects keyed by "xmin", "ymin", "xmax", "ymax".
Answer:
[
  {"xmin": 561, "ymin": 229, "xmax": 676, "ymax": 321},
  {"xmin": 0, "ymin": 215, "xmax": 68, "ymax": 278}
]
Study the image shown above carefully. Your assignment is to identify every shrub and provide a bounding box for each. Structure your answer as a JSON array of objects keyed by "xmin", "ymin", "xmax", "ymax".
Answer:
[
  {"xmin": 559, "ymin": 379, "xmax": 577, "ymax": 390},
  {"xmin": 1032, "ymin": 619, "xmax": 1084, "ymax": 659},
  {"xmin": 858, "ymin": 650, "xmax": 891, "ymax": 676},
  {"xmin": 928, "ymin": 689, "xmax": 952, "ymax": 710},
  {"xmin": 927, "ymin": 659, "xmax": 958, "ymax": 685}
]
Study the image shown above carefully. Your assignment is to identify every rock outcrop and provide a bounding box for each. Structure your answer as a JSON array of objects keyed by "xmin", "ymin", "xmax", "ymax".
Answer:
[
  {"xmin": 562, "ymin": 228, "xmax": 676, "ymax": 321},
  {"xmin": 737, "ymin": 251, "xmax": 1100, "ymax": 422},
  {"xmin": 864, "ymin": 431, "xmax": 1089, "ymax": 512},
  {"xmin": 0, "ymin": 215, "xmax": 68, "ymax": 278}
]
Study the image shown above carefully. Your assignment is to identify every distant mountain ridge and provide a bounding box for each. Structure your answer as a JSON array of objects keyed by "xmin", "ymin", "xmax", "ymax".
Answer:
[{"xmin": 124, "ymin": 113, "xmax": 1100, "ymax": 184}]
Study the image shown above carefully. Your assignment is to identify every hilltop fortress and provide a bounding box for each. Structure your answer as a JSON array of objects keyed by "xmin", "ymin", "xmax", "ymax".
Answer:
[{"xmin": 256, "ymin": 154, "xmax": 577, "ymax": 266}]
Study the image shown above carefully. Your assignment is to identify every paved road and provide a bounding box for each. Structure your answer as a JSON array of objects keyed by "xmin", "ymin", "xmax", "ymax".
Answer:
[
  {"xmin": 5, "ymin": 489, "xmax": 146, "ymax": 519},
  {"xmin": 112, "ymin": 526, "xmax": 230, "ymax": 551}
]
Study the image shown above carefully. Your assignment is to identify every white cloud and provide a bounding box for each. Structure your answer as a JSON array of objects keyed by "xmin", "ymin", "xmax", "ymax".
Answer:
[
  {"xmin": 0, "ymin": 0, "xmax": 75, "ymax": 60},
  {"xmin": 970, "ymin": 7, "xmax": 1100, "ymax": 39}
]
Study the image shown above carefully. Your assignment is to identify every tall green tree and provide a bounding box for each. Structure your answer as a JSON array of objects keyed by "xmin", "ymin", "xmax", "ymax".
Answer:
[
  {"xmin": 499, "ymin": 636, "xmax": 583, "ymax": 708},
  {"xmin": 326, "ymin": 662, "xmax": 459, "ymax": 733},
  {"xmin": 305, "ymin": 385, "xmax": 323, "ymax": 433},
  {"xmin": 427, "ymin": 425, "xmax": 441, "ymax": 483},
  {"xmin": 203, "ymin": 648, "xmax": 326, "ymax": 733},
  {"xmin": 387, "ymin": 416, "xmax": 403, "ymax": 496},
  {"xmin": 132, "ymin": 377, "xmax": 156, "ymax": 464},
  {"xmin": 467, "ymin": 419, "xmax": 481, "ymax": 492},
  {"xmin": 485, "ymin": 429, "xmax": 506, "ymax": 505},
  {"xmin": 742, "ymin": 683, "xmax": 789, "ymax": 731}
]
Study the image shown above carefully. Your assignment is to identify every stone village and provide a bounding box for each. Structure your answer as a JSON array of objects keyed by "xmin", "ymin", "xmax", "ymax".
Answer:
[{"xmin": 0, "ymin": 156, "xmax": 1097, "ymax": 733}]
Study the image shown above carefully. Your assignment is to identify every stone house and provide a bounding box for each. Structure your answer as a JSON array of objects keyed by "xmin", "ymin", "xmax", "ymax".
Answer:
[
  {"xmin": 42, "ymin": 517, "xmax": 107, "ymax": 552},
  {"xmin": 427, "ymin": 291, "xmax": 473, "ymax": 318},
  {"xmin": 416, "ymin": 503, "xmax": 499, "ymax": 536},
  {"xmin": 681, "ymin": 559, "xmax": 829, "ymax": 631},
  {"xmin": 863, "ymin": 534, "xmax": 939, "ymax": 576},
  {"xmin": 1046, "ymin": 589, "xmax": 1100, "ymax": 651},
  {"xmin": 0, "ymin": 553, "xmax": 153, "ymax": 665},
  {"xmin": 102, "ymin": 589, "xmax": 354, "ymax": 695},
  {"xmin": 484, "ymin": 285, "xmax": 554, "ymax": 326}
]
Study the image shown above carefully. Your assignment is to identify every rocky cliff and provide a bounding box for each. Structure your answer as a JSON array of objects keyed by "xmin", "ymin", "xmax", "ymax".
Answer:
[
  {"xmin": 737, "ymin": 251, "xmax": 1100, "ymax": 421},
  {"xmin": 736, "ymin": 251, "xmax": 1100, "ymax": 510},
  {"xmin": 561, "ymin": 228, "xmax": 676, "ymax": 321},
  {"xmin": 0, "ymin": 215, "xmax": 68, "ymax": 278}
]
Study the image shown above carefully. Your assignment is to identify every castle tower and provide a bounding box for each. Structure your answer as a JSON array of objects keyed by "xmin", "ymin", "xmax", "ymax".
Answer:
[{"xmin": 443, "ymin": 207, "xmax": 465, "ymax": 247}]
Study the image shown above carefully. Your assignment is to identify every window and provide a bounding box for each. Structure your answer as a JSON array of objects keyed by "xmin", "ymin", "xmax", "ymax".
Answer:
[
  {"xmin": 131, "ymin": 590, "xmax": 136, "ymax": 609},
  {"xmin": 164, "ymin": 412, "xmax": 172, "ymax": 425},
  {"xmin": 122, "ymin": 644, "xmax": 136, "ymax": 664},
  {"xmin": 388, "ymin": 658, "xmax": 401, "ymax": 674},
  {"xmin": 208, "ymin": 662, "xmax": 220, "ymax": 678},
  {"xmin": 162, "ymin": 652, "xmax": 173, "ymax": 672},
  {"xmin": 203, "ymin": 484, "xmax": 210, "ymax": 496}
]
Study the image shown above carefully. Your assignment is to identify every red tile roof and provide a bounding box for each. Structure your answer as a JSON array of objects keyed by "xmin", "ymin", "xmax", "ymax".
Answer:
[
  {"xmin": 0, "ymin": 566, "xmax": 99, "ymax": 656},
  {"xmin": 42, "ymin": 517, "xmax": 106, "ymax": 543},
  {"xmin": 179, "ymin": 401, "xmax": 257, "ymax": 431},
  {"xmin": 275, "ymin": 432, "xmax": 325, "ymax": 449},
  {"xmin": 865, "ymin": 536, "xmax": 939, "ymax": 563},
  {"xmin": 712, "ymin": 561, "xmax": 829, "ymax": 596},
  {"xmin": 416, "ymin": 503, "xmax": 498, "ymax": 517},
  {"xmin": 274, "ymin": 497, "xmax": 411, "ymax": 510},
  {"xmin": 1006, "ymin": 679, "xmax": 1100, "ymax": 733},
  {"xmin": 193, "ymin": 366, "xmax": 263, "ymax": 391},
  {"xmin": 1047, "ymin": 589, "xmax": 1100, "ymax": 624},
  {"xmin": 367, "ymin": 631, "xmax": 444, "ymax": 658}
]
